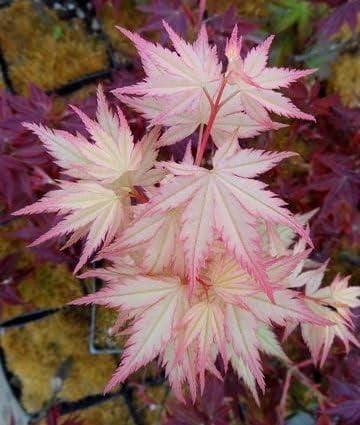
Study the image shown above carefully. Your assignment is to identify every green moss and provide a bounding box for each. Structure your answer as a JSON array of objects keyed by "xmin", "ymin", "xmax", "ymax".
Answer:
[
  {"xmin": 0, "ymin": 309, "xmax": 117, "ymax": 413},
  {"xmin": 100, "ymin": 0, "xmax": 146, "ymax": 59},
  {"xmin": 0, "ymin": 0, "xmax": 108, "ymax": 94}
]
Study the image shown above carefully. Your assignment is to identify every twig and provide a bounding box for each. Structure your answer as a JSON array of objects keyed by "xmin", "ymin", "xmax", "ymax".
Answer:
[
  {"xmin": 49, "ymin": 70, "xmax": 111, "ymax": 96},
  {"xmin": 121, "ymin": 382, "xmax": 144, "ymax": 425},
  {"xmin": 0, "ymin": 48, "xmax": 15, "ymax": 94},
  {"xmin": 277, "ymin": 359, "xmax": 333, "ymax": 424}
]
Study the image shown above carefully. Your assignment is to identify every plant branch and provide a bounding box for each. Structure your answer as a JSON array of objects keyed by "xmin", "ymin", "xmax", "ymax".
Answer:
[{"xmin": 195, "ymin": 75, "xmax": 229, "ymax": 165}]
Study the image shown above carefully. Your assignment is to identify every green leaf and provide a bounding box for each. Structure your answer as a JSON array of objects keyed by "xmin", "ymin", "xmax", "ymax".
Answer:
[
  {"xmin": 53, "ymin": 26, "xmax": 63, "ymax": 40},
  {"xmin": 269, "ymin": 0, "xmax": 313, "ymax": 41}
]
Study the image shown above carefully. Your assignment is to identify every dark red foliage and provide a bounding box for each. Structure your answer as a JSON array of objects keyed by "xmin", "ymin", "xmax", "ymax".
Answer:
[
  {"xmin": 206, "ymin": 6, "xmax": 258, "ymax": 63},
  {"xmin": 7, "ymin": 214, "xmax": 78, "ymax": 265},
  {"xmin": 0, "ymin": 71, "xmax": 149, "ymax": 268},
  {"xmin": 0, "ymin": 86, "xmax": 60, "ymax": 217},
  {"xmin": 164, "ymin": 376, "xmax": 232, "ymax": 425},
  {"xmin": 275, "ymin": 81, "xmax": 360, "ymax": 253},
  {"xmin": 0, "ymin": 253, "xmax": 31, "ymax": 317},
  {"xmin": 137, "ymin": 1, "xmax": 257, "ymax": 60},
  {"xmin": 0, "ymin": 85, "xmax": 55, "ymax": 140},
  {"xmin": 308, "ymin": 153, "xmax": 360, "ymax": 241},
  {"xmin": 311, "ymin": 0, "xmax": 349, "ymax": 7},
  {"xmin": 0, "ymin": 86, "xmax": 82, "ymax": 267},
  {"xmin": 326, "ymin": 351, "xmax": 360, "ymax": 424},
  {"xmin": 163, "ymin": 362, "xmax": 290, "ymax": 425},
  {"xmin": 0, "ymin": 2, "xmax": 358, "ymax": 423},
  {"xmin": 286, "ymin": 81, "xmax": 360, "ymax": 147},
  {"xmin": 138, "ymin": 0, "xmax": 196, "ymax": 42},
  {"xmin": 316, "ymin": 0, "xmax": 360, "ymax": 40}
]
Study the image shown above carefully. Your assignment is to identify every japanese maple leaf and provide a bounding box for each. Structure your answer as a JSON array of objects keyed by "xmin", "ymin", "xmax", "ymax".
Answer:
[
  {"xmin": 0, "ymin": 85, "xmax": 55, "ymax": 142},
  {"xmin": 13, "ymin": 87, "xmax": 163, "ymax": 273},
  {"xmin": 0, "ymin": 86, "xmax": 60, "ymax": 214},
  {"xmin": 301, "ymin": 269, "xmax": 360, "ymax": 366},
  {"xmin": 309, "ymin": 153, "xmax": 360, "ymax": 224},
  {"xmin": 164, "ymin": 375, "xmax": 231, "ymax": 425},
  {"xmin": 327, "ymin": 354, "xmax": 360, "ymax": 425},
  {"xmin": 328, "ymin": 382, "xmax": 360, "ymax": 424},
  {"xmin": 72, "ymin": 273, "xmax": 189, "ymax": 391},
  {"xmin": 262, "ymin": 208, "xmax": 318, "ymax": 257},
  {"xmin": 284, "ymin": 254, "xmax": 360, "ymax": 365},
  {"xmin": 73, "ymin": 244, "xmax": 322, "ymax": 402},
  {"xmin": 99, "ymin": 207, "xmax": 184, "ymax": 275},
  {"xmin": 115, "ymin": 22, "xmax": 314, "ymax": 148},
  {"xmin": 317, "ymin": 0, "xmax": 360, "ymax": 40},
  {"xmin": 118, "ymin": 90, "xmax": 283, "ymax": 147},
  {"xmin": 138, "ymin": 0, "xmax": 193, "ymax": 43},
  {"xmin": 114, "ymin": 21, "xmax": 223, "ymax": 122},
  {"xmin": 141, "ymin": 139, "xmax": 310, "ymax": 297},
  {"xmin": 225, "ymin": 26, "xmax": 316, "ymax": 126}
]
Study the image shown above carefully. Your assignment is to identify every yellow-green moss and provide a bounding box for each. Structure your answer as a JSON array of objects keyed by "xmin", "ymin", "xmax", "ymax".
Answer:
[
  {"xmin": 0, "ymin": 309, "xmax": 117, "ymax": 413},
  {"xmin": 37, "ymin": 397, "xmax": 135, "ymax": 425},
  {"xmin": 133, "ymin": 385, "xmax": 168, "ymax": 425},
  {"xmin": 0, "ymin": 70, "xmax": 5, "ymax": 89},
  {"xmin": 0, "ymin": 221, "xmax": 83, "ymax": 320},
  {"xmin": 21, "ymin": 262, "xmax": 82, "ymax": 308},
  {"xmin": 94, "ymin": 306, "xmax": 125, "ymax": 349},
  {"xmin": 330, "ymin": 15, "xmax": 360, "ymax": 42},
  {"xmin": 266, "ymin": 127, "xmax": 313, "ymax": 184},
  {"xmin": 269, "ymin": 127, "xmax": 315, "ymax": 159},
  {"xmin": 0, "ymin": 220, "xmax": 28, "ymax": 259},
  {"xmin": 329, "ymin": 241, "xmax": 360, "ymax": 285},
  {"xmin": 64, "ymin": 397, "xmax": 134, "ymax": 425},
  {"xmin": 207, "ymin": 0, "xmax": 269, "ymax": 19},
  {"xmin": 100, "ymin": 0, "xmax": 146, "ymax": 58},
  {"xmin": 67, "ymin": 84, "xmax": 98, "ymax": 103},
  {"xmin": 234, "ymin": 0, "xmax": 269, "ymax": 18},
  {"xmin": 329, "ymin": 54, "xmax": 360, "ymax": 107},
  {"xmin": 0, "ymin": 0, "xmax": 108, "ymax": 95}
]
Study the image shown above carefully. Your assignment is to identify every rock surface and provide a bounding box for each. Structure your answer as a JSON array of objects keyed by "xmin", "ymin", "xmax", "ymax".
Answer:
[{"xmin": 0, "ymin": 360, "xmax": 28, "ymax": 425}]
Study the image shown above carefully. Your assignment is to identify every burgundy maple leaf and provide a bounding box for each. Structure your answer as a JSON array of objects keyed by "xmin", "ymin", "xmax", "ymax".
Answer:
[
  {"xmin": 317, "ymin": 0, "xmax": 360, "ymax": 40},
  {"xmin": 327, "ymin": 352, "xmax": 360, "ymax": 425},
  {"xmin": 309, "ymin": 153, "xmax": 360, "ymax": 234},
  {"xmin": 164, "ymin": 375, "xmax": 230, "ymax": 425},
  {"xmin": 138, "ymin": 0, "xmax": 195, "ymax": 43}
]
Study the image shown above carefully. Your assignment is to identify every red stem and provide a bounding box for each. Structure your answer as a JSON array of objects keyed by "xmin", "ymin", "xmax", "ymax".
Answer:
[
  {"xmin": 181, "ymin": 2, "xmax": 196, "ymax": 27},
  {"xmin": 132, "ymin": 189, "xmax": 148, "ymax": 204},
  {"xmin": 195, "ymin": 76, "xmax": 229, "ymax": 166}
]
